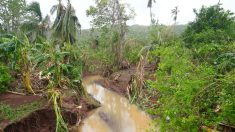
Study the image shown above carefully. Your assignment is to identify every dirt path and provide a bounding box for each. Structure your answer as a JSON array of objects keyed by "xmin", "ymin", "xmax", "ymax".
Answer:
[{"xmin": 0, "ymin": 93, "xmax": 42, "ymax": 107}]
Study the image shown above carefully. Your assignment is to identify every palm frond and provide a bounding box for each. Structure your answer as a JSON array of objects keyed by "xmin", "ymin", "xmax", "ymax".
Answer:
[
  {"xmin": 51, "ymin": 0, "xmax": 81, "ymax": 44},
  {"xmin": 147, "ymin": 0, "xmax": 156, "ymax": 8},
  {"xmin": 50, "ymin": 5, "xmax": 58, "ymax": 15},
  {"xmin": 27, "ymin": 2, "xmax": 42, "ymax": 21}
]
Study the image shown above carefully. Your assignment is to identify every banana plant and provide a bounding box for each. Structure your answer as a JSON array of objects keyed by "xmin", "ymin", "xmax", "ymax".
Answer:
[
  {"xmin": 19, "ymin": 36, "xmax": 35, "ymax": 94},
  {"xmin": 0, "ymin": 34, "xmax": 35, "ymax": 94},
  {"xmin": 48, "ymin": 88, "xmax": 68, "ymax": 132},
  {"xmin": 35, "ymin": 48, "xmax": 71, "ymax": 87}
]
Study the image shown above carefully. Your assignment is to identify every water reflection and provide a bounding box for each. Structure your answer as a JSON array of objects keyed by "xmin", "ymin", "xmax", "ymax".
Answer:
[{"xmin": 79, "ymin": 77, "xmax": 152, "ymax": 132}]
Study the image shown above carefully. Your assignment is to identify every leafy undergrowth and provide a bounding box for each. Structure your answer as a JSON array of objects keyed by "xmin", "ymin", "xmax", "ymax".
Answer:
[{"xmin": 0, "ymin": 101, "xmax": 44, "ymax": 121}]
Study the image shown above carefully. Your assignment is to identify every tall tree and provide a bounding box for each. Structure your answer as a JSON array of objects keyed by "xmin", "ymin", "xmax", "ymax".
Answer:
[
  {"xmin": 171, "ymin": 6, "xmax": 179, "ymax": 25},
  {"xmin": 171, "ymin": 6, "xmax": 179, "ymax": 39},
  {"xmin": 26, "ymin": 1, "xmax": 42, "ymax": 21},
  {"xmin": 87, "ymin": 0, "xmax": 135, "ymax": 65},
  {"xmin": 183, "ymin": 4, "xmax": 235, "ymax": 45},
  {"xmin": 21, "ymin": 2, "xmax": 50, "ymax": 42},
  {"xmin": 51, "ymin": 0, "xmax": 81, "ymax": 45},
  {"xmin": 0, "ymin": 0, "xmax": 26, "ymax": 32},
  {"xmin": 183, "ymin": 4, "xmax": 235, "ymax": 63},
  {"xmin": 147, "ymin": 0, "xmax": 156, "ymax": 23}
]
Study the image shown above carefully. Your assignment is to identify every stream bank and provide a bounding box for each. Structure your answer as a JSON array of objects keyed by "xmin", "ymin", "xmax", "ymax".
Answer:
[
  {"xmin": 0, "ymin": 92, "xmax": 98, "ymax": 132},
  {"xmin": 0, "ymin": 65, "xmax": 157, "ymax": 132}
]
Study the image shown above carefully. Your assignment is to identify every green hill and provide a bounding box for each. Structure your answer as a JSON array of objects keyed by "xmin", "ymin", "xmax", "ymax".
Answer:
[{"xmin": 78, "ymin": 24, "xmax": 187, "ymax": 43}]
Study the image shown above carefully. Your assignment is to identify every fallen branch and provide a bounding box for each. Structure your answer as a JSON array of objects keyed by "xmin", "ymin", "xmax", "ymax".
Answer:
[{"xmin": 7, "ymin": 91, "xmax": 26, "ymax": 96}]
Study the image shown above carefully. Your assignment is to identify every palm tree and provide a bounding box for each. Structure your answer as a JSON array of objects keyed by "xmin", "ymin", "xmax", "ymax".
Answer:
[
  {"xmin": 21, "ymin": 2, "xmax": 50, "ymax": 42},
  {"xmin": 27, "ymin": 1, "xmax": 42, "ymax": 21},
  {"xmin": 147, "ymin": 0, "xmax": 156, "ymax": 23},
  {"xmin": 171, "ymin": 6, "xmax": 179, "ymax": 25},
  {"xmin": 51, "ymin": 0, "xmax": 81, "ymax": 45},
  {"xmin": 171, "ymin": 6, "xmax": 179, "ymax": 39}
]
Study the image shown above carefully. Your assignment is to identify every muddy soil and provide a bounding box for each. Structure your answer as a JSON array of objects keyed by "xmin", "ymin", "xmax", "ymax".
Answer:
[
  {"xmin": 0, "ymin": 93, "xmax": 98, "ymax": 132},
  {"xmin": 0, "ymin": 93, "xmax": 42, "ymax": 107},
  {"xmin": 95, "ymin": 64, "xmax": 156, "ymax": 97},
  {"xmin": 3, "ymin": 108, "xmax": 76, "ymax": 132},
  {"xmin": 3, "ymin": 96, "xmax": 96, "ymax": 132},
  {"xmin": 9, "ymin": 71, "xmax": 49, "ymax": 93}
]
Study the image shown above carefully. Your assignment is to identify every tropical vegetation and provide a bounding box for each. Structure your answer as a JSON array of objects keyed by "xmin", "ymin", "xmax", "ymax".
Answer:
[{"xmin": 0, "ymin": 0, "xmax": 234, "ymax": 131}]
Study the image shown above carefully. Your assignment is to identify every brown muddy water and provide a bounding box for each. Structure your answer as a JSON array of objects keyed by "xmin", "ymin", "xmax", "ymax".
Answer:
[{"xmin": 78, "ymin": 76, "xmax": 153, "ymax": 132}]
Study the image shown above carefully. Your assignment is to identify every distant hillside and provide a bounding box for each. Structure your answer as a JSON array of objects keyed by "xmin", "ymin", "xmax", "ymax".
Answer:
[
  {"xmin": 127, "ymin": 24, "xmax": 187, "ymax": 38},
  {"xmin": 174, "ymin": 24, "xmax": 187, "ymax": 35},
  {"xmin": 79, "ymin": 24, "xmax": 187, "ymax": 43}
]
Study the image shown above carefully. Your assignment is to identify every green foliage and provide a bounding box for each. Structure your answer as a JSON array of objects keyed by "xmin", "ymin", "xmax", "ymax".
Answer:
[
  {"xmin": 86, "ymin": 0, "xmax": 135, "ymax": 65},
  {"xmin": 81, "ymin": 44, "xmax": 114, "ymax": 72},
  {"xmin": 21, "ymin": 2, "xmax": 50, "ymax": 43},
  {"xmin": 0, "ymin": 35, "xmax": 36, "ymax": 94},
  {"xmin": 148, "ymin": 24, "xmax": 162, "ymax": 45},
  {"xmin": 0, "ymin": 35, "xmax": 23, "ymax": 69},
  {"xmin": 183, "ymin": 4, "xmax": 235, "ymax": 45},
  {"xmin": 0, "ymin": 63, "xmax": 12, "ymax": 93},
  {"xmin": 215, "ymin": 52, "xmax": 235, "ymax": 73},
  {"xmin": 219, "ymin": 70, "xmax": 235, "ymax": 125},
  {"xmin": 150, "ymin": 42, "xmax": 211, "ymax": 131},
  {"xmin": 124, "ymin": 42, "xmax": 142, "ymax": 64},
  {"xmin": 183, "ymin": 4, "xmax": 235, "ymax": 66},
  {"xmin": 48, "ymin": 89, "xmax": 68, "ymax": 132},
  {"xmin": 0, "ymin": 102, "xmax": 43, "ymax": 121},
  {"xmin": 149, "ymin": 40, "xmax": 235, "ymax": 131},
  {"xmin": 51, "ymin": 0, "xmax": 81, "ymax": 45},
  {"xmin": 0, "ymin": 0, "xmax": 26, "ymax": 32},
  {"xmin": 26, "ymin": 2, "xmax": 42, "ymax": 21}
]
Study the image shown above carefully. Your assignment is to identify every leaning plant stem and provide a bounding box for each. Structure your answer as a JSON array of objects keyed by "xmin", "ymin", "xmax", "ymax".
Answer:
[
  {"xmin": 21, "ymin": 49, "xmax": 35, "ymax": 94},
  {"xmin": 49, "ymin": 89, "xmax": 68, "ymax": 132}
]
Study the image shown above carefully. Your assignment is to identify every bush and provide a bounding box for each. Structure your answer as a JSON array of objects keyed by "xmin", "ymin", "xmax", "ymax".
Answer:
[
  {"xmin": 0, "ymin": 63, "xmax": 12, "ymax": 93},
  {"xmin": 183, "ymin": 4, "xmax": 235, "ymax": 63},
  {"xmin": 183, "ymin": 4, "xmax": 235, "ymax": 45},
  {"xmin": 149, "ymin": 41, "xmax": 235, "ymax": 131},
  {"xmin": 150, "ymin": 42, "xmax": 214, "ymax": 131},
  {"xmin": 124, "ymin": 42, "xmax": 143, "ymax": 64}
]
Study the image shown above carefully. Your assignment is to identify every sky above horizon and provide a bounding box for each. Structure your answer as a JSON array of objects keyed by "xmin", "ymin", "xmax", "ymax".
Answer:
[{"xmin": 27, "ymin": 0, "xmax": 235, "ymax": 29}]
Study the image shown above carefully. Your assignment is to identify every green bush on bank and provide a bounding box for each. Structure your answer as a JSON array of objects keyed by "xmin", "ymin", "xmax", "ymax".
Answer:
[
  {"xmin": 0, "ymin": 63, "xmax": 12, "ymax": 93},
  {"xmin": 149, "ymin": 41, "xmax": 235, "ymax": 131}
]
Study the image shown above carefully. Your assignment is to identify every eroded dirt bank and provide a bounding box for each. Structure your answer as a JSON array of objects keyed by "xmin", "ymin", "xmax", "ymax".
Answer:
[
  {"xmin": 94, "ymin": 64, "xmax": 156, "ymax": 97},
  {"xmin": 0, "ymin": 92, "xmax": 98, "ymax": 132},
  {"xmin": 0, "ymin": 64, "xmax": 156, "ymax": 132}
]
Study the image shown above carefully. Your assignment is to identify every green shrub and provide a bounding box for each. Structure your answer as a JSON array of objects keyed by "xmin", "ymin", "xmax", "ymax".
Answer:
[
  {"xmin": 149, "ymin": 40, "xmax": 235, "ymax": 131},
  {"xmin": 124, "ymin": 43, "xmax": 142, "ymax": 64},
  {"xmin": 218, "ymin": 70, "xmax": 235, "ymax": 125},
  {"xmin": 150, "ymin": 42, "xmax": 214, "ymax": 131},
  {"xmin": 183, "ymin": 4, "xmax": 235, "ymax": 45},
  {"xmin": 215, "ymin": 52, "xmax": 235, "ymax": 73},
  {"xmin": 183, "ymin": 4, "xmax": 235, "ymax": 63},
  {"xmin": 0, "ymin": 63, "xmax": 12, "ymax": 93},
  {"xmin": 0, "ymin": 102, "xmax": 43, "ymax": 121}
]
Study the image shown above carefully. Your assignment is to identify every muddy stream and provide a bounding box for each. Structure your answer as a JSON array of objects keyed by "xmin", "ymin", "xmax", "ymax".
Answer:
[{"xmin": 78, "ymin": 76, "xmax": 152, "ymax": 132}]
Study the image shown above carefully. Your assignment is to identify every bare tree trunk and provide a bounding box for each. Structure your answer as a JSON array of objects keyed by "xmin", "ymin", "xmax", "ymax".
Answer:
[{"xmin": 150, "ymin": 7, "xmax": 153, "ymax": 23}]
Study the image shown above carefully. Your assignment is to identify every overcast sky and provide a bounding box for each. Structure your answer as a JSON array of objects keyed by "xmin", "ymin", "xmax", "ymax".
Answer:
[{"xmin": 27, "ymin": 0, "xmax": 235, "ymax": 29}]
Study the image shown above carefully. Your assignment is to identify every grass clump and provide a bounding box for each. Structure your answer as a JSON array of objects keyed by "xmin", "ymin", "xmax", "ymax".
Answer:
[{"xmin": 0, "ymin": 102, "xmax": 43, "ymax": 121}]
